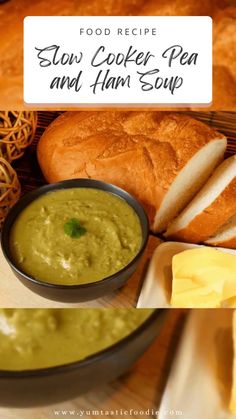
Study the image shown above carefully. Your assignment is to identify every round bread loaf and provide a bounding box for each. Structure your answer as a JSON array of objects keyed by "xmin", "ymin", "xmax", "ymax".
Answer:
[{"xmin": 37, "ymin": 111, "xmax": 227, "ymax": 232}]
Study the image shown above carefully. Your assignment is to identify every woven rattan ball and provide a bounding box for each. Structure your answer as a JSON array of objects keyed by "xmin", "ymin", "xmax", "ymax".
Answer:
[
  {"xmin": 0, "ymin": 111, "xmax": 37, "ymax": 162},
  {"xmin": 0, "ymin": 157, "xmax": 21, "ymax": 227}
]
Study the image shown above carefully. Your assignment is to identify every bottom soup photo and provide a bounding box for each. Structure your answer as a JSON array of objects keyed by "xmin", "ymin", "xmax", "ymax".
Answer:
[{"xmin": 0, "ymin": 308, "xmax": 236, "ymax": 419}]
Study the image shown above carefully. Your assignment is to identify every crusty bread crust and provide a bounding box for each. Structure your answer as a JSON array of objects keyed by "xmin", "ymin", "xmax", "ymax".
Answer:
[
  {"xmin": 37, "ymin": 111, "xmax": 225, "ymax": 226},
  {"xmin": 214, "ymin": 6, "xmax": 236, "ymax": 80},
  {"xmin": 168, "ymin": 178, "xmax": 236, "ymax": 243},
  {"xmin": 140, "ymin": 0, "xmax": 228, "ymax": 16}
]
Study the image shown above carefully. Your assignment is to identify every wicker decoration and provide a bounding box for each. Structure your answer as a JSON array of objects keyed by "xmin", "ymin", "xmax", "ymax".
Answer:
[
  {"xmin": 0, "ymin": 111, "xmax": 37, "ymax": 162},
  {"xmin": 0, "ymin": 157, "xmax": 21, "ymax": 227}
]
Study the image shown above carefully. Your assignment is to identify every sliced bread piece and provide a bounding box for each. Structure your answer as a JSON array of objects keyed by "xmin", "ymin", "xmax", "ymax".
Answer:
[
  {"xmin": 165, "ymin": 155, "xmax": 236, "ymax": 243},
  {"xmin": 205, "ymin": 214, "xmax": 236, "ymax": 249}
]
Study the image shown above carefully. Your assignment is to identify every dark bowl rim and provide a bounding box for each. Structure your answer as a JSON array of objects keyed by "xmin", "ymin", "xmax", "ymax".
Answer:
[
  {"xmin": 0, "ymin": 309, "xmax": 163, "ymax": 378},
  {"xmin": 1, "ymin": 178, "xmax": 149, "ymax": 290}
]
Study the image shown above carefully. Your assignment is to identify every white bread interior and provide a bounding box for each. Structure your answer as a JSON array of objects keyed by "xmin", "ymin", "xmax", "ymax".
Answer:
[
  {"xmin": 205, "ymin": 214, "xmax": 236, "ymax": 247},
  {"xmin": 154, "ymin": 139, "xmax": 226, "ymax": 231},
  {"xmin": 165, "ymin": 155, "xmax": 236, "ymax": 238}
]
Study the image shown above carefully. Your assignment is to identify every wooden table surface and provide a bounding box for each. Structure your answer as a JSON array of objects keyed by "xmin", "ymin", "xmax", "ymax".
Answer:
[
  {"xmin": 0, "ymin": 235, "xmax": 162, "ymax": 308},
  {"xmin": 0, "ymin": 310, "xmax": 187, "ymax": 419}
]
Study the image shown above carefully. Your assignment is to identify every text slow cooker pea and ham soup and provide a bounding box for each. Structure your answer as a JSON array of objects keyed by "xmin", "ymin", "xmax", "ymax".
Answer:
[
  {"xmin": 36, "ymin": 44, "xmax": 197, "ymax": 94},
  {"xmin": 0, "ymin": 309, "xmax": 152, "ymax": 370},
  {"xmin": 9, "ymin": 188, "xmax": 142, "ymax": 285}
]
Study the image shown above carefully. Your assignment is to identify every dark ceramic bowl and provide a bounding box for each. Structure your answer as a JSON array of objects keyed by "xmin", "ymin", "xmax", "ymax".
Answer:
[
  {"xmin": 0, "ymin": 309, "xmax": 165, "ymax": 407},
  {"xmin": 1, "ymin": 179, "xmax": 149, "ymax": 302}
]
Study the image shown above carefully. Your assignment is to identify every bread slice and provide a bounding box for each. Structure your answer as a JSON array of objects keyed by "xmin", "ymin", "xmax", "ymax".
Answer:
[
  {"xmin": 37, "ymin": 111, "xmax": 227, "ymax": 233},
  {"xmin": 205, "ymin": 214, "xmax": 236, "ymax": 249},
  {"xmin": 165, "ymin": 155, "xmax": 236, "ymax": 243}
]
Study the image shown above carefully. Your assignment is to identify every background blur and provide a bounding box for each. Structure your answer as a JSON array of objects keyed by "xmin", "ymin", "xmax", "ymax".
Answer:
[{"xmin": 0, "ymin": 0, "xmax": 235, "ymax": 109}]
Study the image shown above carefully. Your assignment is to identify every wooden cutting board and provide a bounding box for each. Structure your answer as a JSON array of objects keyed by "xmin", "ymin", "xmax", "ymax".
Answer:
[
  {"xmin": 0, "ymin": 310, "xmax": 186, "ymax": 419},
  {"xmin": 0, "ymin": 235, "xmax": 161, "ymax": 308}
]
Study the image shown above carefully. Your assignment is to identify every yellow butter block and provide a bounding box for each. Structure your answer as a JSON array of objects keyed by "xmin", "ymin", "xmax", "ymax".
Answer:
[
  {"xmin": 171, "ymin": 247, "xmax": 236, "ymax": 308},
  {"xmin": 223, "ymin": 296, "xmax": 236, "ymax": 308}
]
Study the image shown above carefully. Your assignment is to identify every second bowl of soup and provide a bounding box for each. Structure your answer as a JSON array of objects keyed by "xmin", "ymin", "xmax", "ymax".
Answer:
[{"xmin": 0, "ymin": 308, "xmax": 165, "ymax": 407}]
